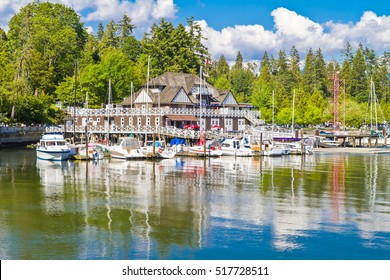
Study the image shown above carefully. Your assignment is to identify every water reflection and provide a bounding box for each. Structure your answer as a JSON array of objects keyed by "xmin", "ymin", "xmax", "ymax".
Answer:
[{"xmin": 1, "ymin": 150, "xmax": 389, "ymax": 259}]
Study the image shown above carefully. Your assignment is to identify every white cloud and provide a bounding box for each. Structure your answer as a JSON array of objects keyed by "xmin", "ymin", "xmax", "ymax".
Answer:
[
  {"xmin": 83, "ymin": 0, "xmax": 177, "ymax": 27},
  {"xmin": 200, "ymin": 8, "xmax": 390, "ymax": 62},
  {"xmin": 0, "ymin": 0, "xmax": 177, "ymax": 34},
  {"xmin": 198, "ymin": 20, "xmax": 278, "ymax": 59},
  {"xmin": 1, "ymin": 2, "xmax": 389, "ymax": 63}
]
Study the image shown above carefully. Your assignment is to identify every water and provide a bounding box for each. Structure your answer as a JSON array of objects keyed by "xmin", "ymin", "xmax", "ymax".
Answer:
[{"xmin": 0, "ymin": 149, "xmax": 389, "ymax": 260}]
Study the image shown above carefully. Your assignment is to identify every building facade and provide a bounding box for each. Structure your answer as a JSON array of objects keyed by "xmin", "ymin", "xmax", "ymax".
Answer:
[{"xmin": 66, "ymin": 72, "xmax": 262, "ymax": 139}]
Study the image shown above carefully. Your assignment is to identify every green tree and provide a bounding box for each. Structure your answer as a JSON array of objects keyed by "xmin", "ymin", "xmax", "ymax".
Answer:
[
  {"xmin": 313, "ymin": 48, "xmax": 328, "ymax": 97},
  {"xmin": 342, "ymin": 42, "xmax": 354, "ymax": 64},
  {"xmin": 7, "ymin": 1, "xmax": 87, "ymax": 96},
  {"xmin": 340, "ymin": 59, "xmax": 352, "ymax": 98},
  {"xmin": 118, "ymin": 14, "xmax": 135, "ymax": 47},
  {"xmin": 289, "ymin": 46, "xmax": 301, "ymax": 88},
  {"xmin": 141, "ymin": 18, "xmax": 208, "ymax": 75},
  {"xmin": 232, "ymin": 51, "xmax": 243, "ymax": 70},
  {"xmin": 302, "ymin": 48, "xmax": 316, "ymax": 94},
  {"xmin": 97, "ymin": 23, "xmax": 104, "ymax": 41},
  {"xmin": 101, "ymin": 20, "xmax": 119, "ymax": 50},
  {"xmin": 350, "ymin": 46, "xmax": 368, "ymax": 102}
]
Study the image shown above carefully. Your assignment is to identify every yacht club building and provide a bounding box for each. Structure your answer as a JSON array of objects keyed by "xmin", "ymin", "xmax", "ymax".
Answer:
[{"xmin": 65, "ymin": 72, "xmax": 262, "ymax": 139}]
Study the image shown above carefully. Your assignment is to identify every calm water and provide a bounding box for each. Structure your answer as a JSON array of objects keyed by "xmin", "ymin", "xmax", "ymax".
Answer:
[{"xmin": 0, "ymin": 149, "xmax": 389, "ymax": 260}]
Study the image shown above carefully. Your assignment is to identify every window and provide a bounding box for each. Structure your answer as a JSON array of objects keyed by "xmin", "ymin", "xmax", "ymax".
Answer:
[
  {"xmin": 146, "ymin": 117, "xmax": 150, "ymax": 126},
  {"xmin": 121, "ymin": 117, "xmax": 125, "ymax": 126},
  {"xmin": 155, "ymin": 117, "xmax": 160, "ymax": 126},
  {"xmin": 138, "ymin": 117, "xmax": 142, "ymax": 126},
  {"xmin": 129, "ymin": 117, "xmax": 133, "ymax": 126}
]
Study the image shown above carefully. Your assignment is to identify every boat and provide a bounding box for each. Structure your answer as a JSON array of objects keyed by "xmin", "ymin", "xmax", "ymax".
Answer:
[
  {"xmin": 317, "ymin": 137, "xmax": 343, "ymax": 148},
  {"xmin": 187, "ymin": 144, "xmax": 223, "ymax": 157},
  {"xmin": 186, "ymin": 138, "xmax": 223, "ymax": 157},
  {"xmin": 261, "ymin": 140, "xmax": 284, "ymax": 156},
  {"xmin": 221, "ymin": 138, "xmax": 254, "ymax": 157},
  {"xmin": 36, "ymin": 132, "xmax": 71, "ymax": 161},
  {"xmin": 141, "ymin": 140, "xmax": 176, "ymax": 159},
  {"xmin": 107, "ymin": 137, "xmax": 145, "ymax": 160},
  {"xmin": 73, "ymin": 143, "xmax": 107, "ymax": 160}
]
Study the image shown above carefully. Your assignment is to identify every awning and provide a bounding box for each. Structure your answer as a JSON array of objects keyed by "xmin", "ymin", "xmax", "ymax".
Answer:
[{"xmin": 165, "ymin": 115, "xmax": 199, "ymax": 121}]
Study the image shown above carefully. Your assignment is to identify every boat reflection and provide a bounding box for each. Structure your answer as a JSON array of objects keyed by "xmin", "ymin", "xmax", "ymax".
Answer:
[{"xmin": 31, "ymin": 154, "xmax": 390, "ymax": 259}]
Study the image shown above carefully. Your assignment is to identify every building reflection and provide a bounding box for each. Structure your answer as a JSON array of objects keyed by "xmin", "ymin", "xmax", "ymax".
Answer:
[{"xmin": 31, "ymin": 153, "xmax": 390, "ymax": 259}]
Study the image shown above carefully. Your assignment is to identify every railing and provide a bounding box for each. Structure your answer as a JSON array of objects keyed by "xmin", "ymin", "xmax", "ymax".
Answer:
[{"xmin": 66, "ymin": 107, "xmax": 262, "ymax": 121}]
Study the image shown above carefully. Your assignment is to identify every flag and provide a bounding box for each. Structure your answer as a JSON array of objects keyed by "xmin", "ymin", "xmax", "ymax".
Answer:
[{"xmin": 205, "ymin": 58, "xmax": 214, "ymax": 65}]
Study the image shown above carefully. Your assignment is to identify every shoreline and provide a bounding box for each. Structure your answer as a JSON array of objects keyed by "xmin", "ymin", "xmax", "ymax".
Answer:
[{"xmin": 313, "ymin": 147, "xmax": 390, "ymax": 154}]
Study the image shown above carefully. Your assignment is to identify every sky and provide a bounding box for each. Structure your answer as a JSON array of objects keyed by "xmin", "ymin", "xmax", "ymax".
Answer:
[{"xmin": 1, "ymin": 0, "xmax": 389, "ymax": 63}]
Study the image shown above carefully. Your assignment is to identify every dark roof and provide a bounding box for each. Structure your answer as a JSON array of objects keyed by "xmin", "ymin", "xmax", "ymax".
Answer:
[{"xmin": 120, "ymin": 72, "xmax": 238, "ymax": 107}]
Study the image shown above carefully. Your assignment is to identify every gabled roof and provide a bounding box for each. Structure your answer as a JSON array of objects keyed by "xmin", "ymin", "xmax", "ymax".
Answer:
[
  {"xmin": 120, "ymin": 72, "xmax": 241, "ymax": 108},
  {"xmin": 148, "ymin": 72, "xmax": 215, "ymax": 93}
]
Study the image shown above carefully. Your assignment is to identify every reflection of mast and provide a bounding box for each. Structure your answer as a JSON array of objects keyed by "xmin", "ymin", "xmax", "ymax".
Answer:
[
  {"xmin": 106, "ymin": 79, "xmax": 112, "ymax": 143},
  {"xmin": 367, "ymin": 155, "xmax": 378, "ymax": 212},
  {"xmin": 332, "ymin": 155, "xmax": 345, "ymax": 222},
  {"xmin": 105, "ymin": 175, "xmax": 112, "ymax": 233},
  {"xmin": 332, "ymin": 71, "xmax": 340, "ymax": 131}
]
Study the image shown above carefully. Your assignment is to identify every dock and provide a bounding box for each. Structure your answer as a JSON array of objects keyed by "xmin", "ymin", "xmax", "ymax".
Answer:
[{"xmin": 313, "ymin": 147, "xmax": 390, "ymax": 154}]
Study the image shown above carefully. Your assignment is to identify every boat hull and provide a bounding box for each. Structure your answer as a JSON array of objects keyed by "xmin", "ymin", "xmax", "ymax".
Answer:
[
  {"xmin": 36, "ymin": 148, "xmax": 70, "ymax": 161},
  {"xmin": 188, "ymin": 146, "xmax": 223, "ymax": 157}
]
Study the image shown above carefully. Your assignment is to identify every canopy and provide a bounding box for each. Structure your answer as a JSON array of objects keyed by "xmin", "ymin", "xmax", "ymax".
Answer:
[{"xmin": 165, "ymin": 115, "xmax": 199, "ymax": 121}]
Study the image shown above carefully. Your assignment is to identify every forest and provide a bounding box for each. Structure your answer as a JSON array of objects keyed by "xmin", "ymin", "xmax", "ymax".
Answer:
[{"xmin": 0, "ymin": 1, "xmax": 389, "ymax": 128}]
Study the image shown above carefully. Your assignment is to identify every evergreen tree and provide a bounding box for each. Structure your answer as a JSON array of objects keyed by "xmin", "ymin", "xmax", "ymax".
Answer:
[
  {"xmin": 313, "ymin": 48, "xmax": 328, "ymax": 97},
  {"xmin": 342, "ymin": 42, "xmax": 354, "ymax": 64},
  {"xmin": 216, "ymin": 55, "xmax": 230, "ymax": 77},
  {"xmin": 289, "ymin": 46, "xmax": 301, "ymax": 88},
  {"xmin": 141, "ymin": 18, "xmax": 208, "ymax": 75},
  {"xmin": 101, "ymin": 20, "xmax": 119, "ymax": 50},
  {"xmin": 340, "ymin": 59, "xmax": 352, "ymax": 98},
  {"xmin": 302, "ymin": 48, "xmax": 316, "ymax": 94},
  {"xmin": 232, "ymin": 51, "xmax": 243, "ymax": 69},
  {"xmin": 97, "ymin": 23, "xmax": 104, "ymax": 41},
  {"xmin": 118, "ymin": 14, "xmax": 135, "ymax": 47},
  {"xmin": 350, "ymin": 46, "xmax": 368, "ymax": 102},
  {"xmin": 363, "ymin": 46, "xmax": 377, "ymax": 77}
]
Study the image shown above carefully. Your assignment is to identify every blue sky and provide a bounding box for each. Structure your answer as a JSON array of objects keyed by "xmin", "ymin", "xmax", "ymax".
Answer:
[
  {"xmin": 1, "ymin": 0, "xmax": 389, "ymax": 62},
  {"xmin": 173, "ymin": 0, "xmax": 388, "ymax": 30}
]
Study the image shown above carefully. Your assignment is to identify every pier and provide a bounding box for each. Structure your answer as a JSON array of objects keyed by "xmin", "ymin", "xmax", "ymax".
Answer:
[{"xmin": 0, "ymin": 126, "xmax": 44, "ymax": 148}]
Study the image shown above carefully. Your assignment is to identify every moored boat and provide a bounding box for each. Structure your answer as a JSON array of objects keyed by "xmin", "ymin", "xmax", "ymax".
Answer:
[
  {"xmin": 36, "ymin": 132, "xmax": 71, "ymax": 161},
  {"xmin": 107, "ymin": 137, "xmax": 145, "ymax": 160},
  {"xmin": 221, "ymin": 138, "xmax": 254, "ymax": 157},
  {"xmin": 141, "ymin": 140, "xmax": 176, "ymax": 159}
]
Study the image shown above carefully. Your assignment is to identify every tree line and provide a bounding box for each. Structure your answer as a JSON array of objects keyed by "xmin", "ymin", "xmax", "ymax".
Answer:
[{"xmin": 0, "ymin": 1, "xmax": 389, "ymax": 128}]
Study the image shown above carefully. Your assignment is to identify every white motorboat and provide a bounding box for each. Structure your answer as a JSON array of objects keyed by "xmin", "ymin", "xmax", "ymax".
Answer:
[
  {"xmin": 262, "ymin": 140, "xmax": 284, "ymax": 157},
  {"xmin": 187, "ymin": 144, "xmax": 223, "ymax": 157},
  {"xmin": 74, "ymin": 143, "xmax": 106, "ymax": 160},
  {"xmin": 221, "ymin": 138, "xmax": 254, "ymax": 157},
  {"xmin": 36, "ymin": 132, "xmax": 71, "ymax": 161},
  {"xmin": 107, "ymin": 137, "xmax": 145, "ymax": 160},
  {"xmin": 141, "ymin": 140, "xmax": 176, "ymax": 159}
]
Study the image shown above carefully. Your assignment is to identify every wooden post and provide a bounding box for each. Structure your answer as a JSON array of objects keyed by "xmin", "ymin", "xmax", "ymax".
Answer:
[
  {"xmin": 85, "ymin": 125, "xmax": 89, "ymax": 160},
  {"xmin": 152, "ymin": 133, "xmax": 156, "ymax": 157},
  {"xmin": 384, "ymin": 128, "xmax": 387, "ymax": 146},
  {"xmin": 203, "ymin": 133, "xmax": 207, "ymax": 157},
  {"xmin": 300, "ymin": 130, "xmax": 304, "ymax": 155},
  {"xmin": 259, "ymin": 133, "xmax": 263, "ymax": 156}
]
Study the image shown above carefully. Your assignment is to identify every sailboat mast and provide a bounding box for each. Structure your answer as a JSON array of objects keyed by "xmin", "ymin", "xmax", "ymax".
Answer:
[
  {"xmin": 272, "ymin": 90, "xmax": 274, "ymax": 132},
  {"xmin": 371, "ymin": 77, "xmax": 378, "ymax": 131},
  {"xmin": 292, "ymin": 89, "xmax": 295, "ymax": 135},
  {"xmin": 145, "ymin": 55, "xmax": 150, "ymax": 141},
  {"xmin": 107, "ymin": 79, "xmax": 111, "ymax": 143},
  {"xmin": 199, "ymin": 66, "xmax": 203, "ymax": 132}
]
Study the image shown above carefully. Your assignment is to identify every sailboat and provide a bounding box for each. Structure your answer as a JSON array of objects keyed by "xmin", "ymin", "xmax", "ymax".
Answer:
[
  {"xmin": 141, "ymin": 56, "xmax": 176, "ymax": 159},
  {"xmin": 367, "ymin": 78, "xmax": 389, "ymax": 147}
]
